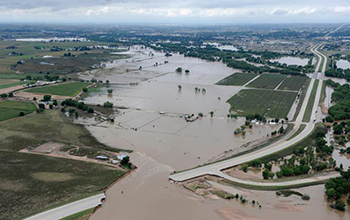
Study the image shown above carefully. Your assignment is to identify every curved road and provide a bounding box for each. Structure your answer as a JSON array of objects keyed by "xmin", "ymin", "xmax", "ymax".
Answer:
[{"xmin": 169, "ymin": 45, "xmax": 338, "ymax": 185}]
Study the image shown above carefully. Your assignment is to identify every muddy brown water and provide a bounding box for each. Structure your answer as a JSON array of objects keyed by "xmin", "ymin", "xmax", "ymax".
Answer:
[{"xmin": 83, "ymin": 47, "xmax": 349, "ymax": 220}]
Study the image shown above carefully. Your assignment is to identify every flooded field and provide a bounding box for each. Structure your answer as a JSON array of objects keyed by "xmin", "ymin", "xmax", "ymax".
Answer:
[
  {"xmin": 336, "ymin": 59, "xmax": 350, "ymax": 70},
  {"xmin": 271, "ymin": 56, "xmax": 309, "ymax": 66},
  {"xmin": 81, "ymin": 47, "xmax": 349, "ymax": 220}
]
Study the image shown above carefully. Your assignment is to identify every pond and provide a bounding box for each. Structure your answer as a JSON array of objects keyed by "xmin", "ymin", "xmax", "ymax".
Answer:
[
  {"xmin": 271, "ymin": 56, "xmax": 309, "ymax": 66},
  {"xmin": 336, "ymin": 59, "xmax": 350, "ymax": 70}
]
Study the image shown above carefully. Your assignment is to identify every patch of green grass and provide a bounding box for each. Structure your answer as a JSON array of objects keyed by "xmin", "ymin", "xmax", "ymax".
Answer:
[
  {"xmin": 247, "ymin": 74, "xmax": 287, "ymax": 89},
  {"xmin": 0, "ymin": 81, "xmax": 27, "ymax": 90},
  {"xmin": 0, "ymin": 100, "xmax": 37, "ymax": 122},
  {"xmin": 25, "ymin": 82, "xmax": 90, "ymax": 97},
  {"xmin": 219, "ymin": 177, "xmax": 327, "ymax": 191},
  {"xmin": 216, "ymin": 73, "xmax": 258, "ymax": 86},
  {"xmin": 292, "ymin": 78, "xmax": 311, "ymax": 121},
  {"xmin": 277, "ymin": 76, "xmax": 307, "ymax": 91},
  {"xmin": 287, "ymin": 124, "xmax": 306, "ymax": 141},
  {"xmin": 0, "ymin": 110, "xmax": 128, "ymax": 219},
  {"xmin": 60, "ymin": 208, "xmax": 94, "ymax": 220},
  {"xmin": 227, "ymin": 89, "xmax": 297, "ymax": 118},
  {"xmin": 302, "ymin": 80, "xmax": 319, "ymax": 122},
  {"xmin": 256, "ymin": 123, "xmax": 327, "ymax": 164}
]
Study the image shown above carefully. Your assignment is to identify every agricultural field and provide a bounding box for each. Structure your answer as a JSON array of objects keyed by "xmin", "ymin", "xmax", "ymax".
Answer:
[
  {"xmin": 25, "ymin": 82, "xmax": 90, "ymax": 97},
  {"xmin": 227, "ymin": 89, "xmax": 298, "ymax": 118},
  {"xmin": 0, "ymin": 100, "xmax": 37, "ymax": 122},
  {"xmin": 247, "ymin": 74, "xmax": 287, "ymax": 89},
  {"xmin": 216, "ymin": 73, "xmax": 257, "ymax": 86},
  {"xmin": 0, "ymin": 110, "xmax": 127, "ymax": 219},
  {"xmin": 277, "ymin": 76, "xmax": 308, "ymax": 91},
  {"xmin": 0, "ymin": 40, "xmax": 126, "ymax": 79},
  {"xmin": 0, "ymin": 80, "xmax": 27, "ymax": 90}
]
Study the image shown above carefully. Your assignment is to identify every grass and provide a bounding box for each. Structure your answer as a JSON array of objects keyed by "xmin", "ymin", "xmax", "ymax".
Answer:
[
  {"xmin": 302, "ymin": 80, "xmax": 319, "ymax": 122},
  {"xmin": 247, "ymin": 74, "xmax": 287, "ymax": 89},
  {"xmin": 0, "ymin": 100, "xmax": 37, "ymax": 122},
  {"xmin": 219, "ymin": 178, "xmax": 327, "ymax": 191},
  {"xmin": 0, "ymin": 110, "xmax": 128, "ymax": 219},
  {"xmin": 277, "ymin": 76, "xmax": 308, "ymax": 91},
  {"xmin": 287, "ymin": 124, "xmax": 306, "ymax": 141},
  {"xmin": 227, "ymin": 89, "xmax": 297, "ymax": 118},
  {"xmin": 60, "ymin": 208, "xmax": 94, "ymax": 220},
  {"xmin": 25, "ymin": 82, "xmax": 90, "ymax": 97},
  {"xmin": 216, "ymin": 73, "xmax": 258, "ymax": 86},
  {"xmin": 292, "ymin": 78, "xmax": 311, "ymax": 121},
  {"xmin": 184, "ymin": 182, "xmax": 210, "ymax": 192},
  {"xmin": 255, "ymin": 123, "xmax": 327, "ymax": 164},
  {"xmin": 320, "ymin": 81, "xmax": 326, "ymax": 104},
  {"xmin": 0, "ymin": 81, "xmax": 26, "ymax": 90}
]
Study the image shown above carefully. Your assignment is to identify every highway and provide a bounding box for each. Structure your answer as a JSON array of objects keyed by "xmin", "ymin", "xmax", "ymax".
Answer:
[
  {"xmin": 24, "ymin": 193, "xmax": 105, "ymax": 220},
  {"xmin": 169, "ymin": 45, "xmax": 338, "ymax": 184}
]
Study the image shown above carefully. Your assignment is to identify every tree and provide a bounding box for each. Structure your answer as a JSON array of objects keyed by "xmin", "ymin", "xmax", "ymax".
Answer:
[
  {"xmin": 178, "ymin": 85, "xmax": 182, "ymax": 90},
  {"xmin": 8, "ymin": 92, "xmax": 14, "ymax": 97},
  {"xmin": 38, "ymin": 103, "xmax": 45, "ymax": 109},
  {"xmin": 176, "ymin": 67, "xmax": 182, "ymax": 73},
  {"xmin": 43, "ymin": 95, "xmax": 51, "ymax": 102},
  {"xmin": 103, "ymin": 101, "xmax": 113, "ymax": 108},
  {"xmin": 331, "ymin": 200, "xmax": 346, "ymax": 211},
  {"xmin": 185, "ymin": 69, "xmax": 190, "ymax": 74},
  {"xmin": 19, "ymin": 112, "xmax": 25, "ymax": 116},
  {"xmin": 83, "ymin": 88, "xmax": 88, "ymax": 92},
  {"xmin": 107, "ymin": 89, "xmax": 113, "ymax": 94},
  {"xmin": 209, "ymin": 111, "xmax": 214, "ymax": 117},
  {"xmin": 242, "ymin": 164, "xmax": 248, "ymax": 173}
]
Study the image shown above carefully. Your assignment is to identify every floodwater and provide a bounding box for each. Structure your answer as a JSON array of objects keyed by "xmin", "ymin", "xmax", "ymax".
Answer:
[
  {"xmin": 336, "ymin": 59, "xmax": 350, "ymax": 70},
  {"xmin": 83, "ymin": 47, "xmax": 349, "ymax": 220},
  {"xmin": 79, "ymin": 47, "xmax": 240, "ymax": 85},
  {"xmin": 271, "ymin": 56, "xmax": 309, "ymax": 66}
]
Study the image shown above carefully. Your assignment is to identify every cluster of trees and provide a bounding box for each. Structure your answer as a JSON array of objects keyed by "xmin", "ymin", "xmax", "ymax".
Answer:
[
  {"xmin": 103, "ymin": 101, "xmax": 113, "ymax": 108},
  {"xmin": 150, "ymin": 43, "xmax": 308, "ymax": 76},
  {"xmin": 61, "ymin": 99, "xmax": 94, "ymax": 113},
  {"xmin": 326, "ymin": 80, "xmax": 350, "ymax": 120},
  {"xmin": 120, "ymin": 156, "xmax": 132, "ymax": 169},
  {"xmin": 325, "ymin": 168, "xmax": 350, "ymax": 211}
]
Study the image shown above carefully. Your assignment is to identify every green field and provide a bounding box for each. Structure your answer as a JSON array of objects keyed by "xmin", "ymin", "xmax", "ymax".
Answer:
[
  {"xmin": 0, "ymin": 100, "xmax": 37, "ymax": 122},
  {"xmin": 25, "ymin": 82, "xmax": 90, "ymax": 97},
  {"xmin": 0, "ymin": 40, "xmax": 125, "ymax": 79},
  {"xmin": 247, "ymin": 74, "xmax": 287, "ymax": 89},
  {"xmin": 277, "ymin": 76, "xmax": 307, "ymax": 91},
  {"xmin": 0, "ymin": 110, "xmax": 127, "ymax": 219},
  {"xmin": 302, "ymin": 80, "xmax": 319, "ymax": 122},
  {"xmin": 216, "ymin": 73, "xmax": 257, "ymax": 86},
  {"xmin": 227, "ymin": 89, "xmax": 297, "ymax": 118}
]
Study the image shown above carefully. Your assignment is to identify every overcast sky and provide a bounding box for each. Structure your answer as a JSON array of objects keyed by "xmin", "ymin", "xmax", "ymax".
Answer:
[{"xmin": 0, "ymin": 0, "xmax": 350, "ymax": 24}]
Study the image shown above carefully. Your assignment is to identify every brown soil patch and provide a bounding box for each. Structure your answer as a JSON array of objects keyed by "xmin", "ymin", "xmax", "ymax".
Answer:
[
  {"xmin": 0, "ymin": 180, "xmax": 27, "ymax": 191},
  {"xmin": 31, "ymin": 172, "xmax": 75, "ymax": 182},
  {"xmin": 15, "ymin": 91, "xmax": 71, "ymax": 100},
  {"xmin": 217, "ymin": 207, "xmax": 263, "ymax": 220},
  {"xmin": 0, "ymin": 85, "xmax": 25, "ymax": 94}
]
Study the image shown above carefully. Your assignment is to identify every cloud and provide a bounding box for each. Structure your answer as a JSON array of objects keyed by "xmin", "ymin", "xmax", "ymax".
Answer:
[
  {"xmin": 271, "ymin": 9, "xmax": 288, "ymax": 16},
  {"xmin": 0, "ymin": 0, "xmax": 349, "ymax": 23}
]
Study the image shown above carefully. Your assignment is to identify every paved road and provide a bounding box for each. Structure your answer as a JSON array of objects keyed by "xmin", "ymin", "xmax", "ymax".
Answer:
[
  {"xmin": 25, "ymin": 193, "xmax": 105, "ymax": 220},
  {"xmin": 169, "ymin": 45, "xmax": 336, "ymax": 184}
]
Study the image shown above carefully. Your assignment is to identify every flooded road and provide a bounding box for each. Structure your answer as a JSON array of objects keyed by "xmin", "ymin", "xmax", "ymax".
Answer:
[{"xmin": 83, "ymin": 47, "xmax": 349, "ymax": 220}]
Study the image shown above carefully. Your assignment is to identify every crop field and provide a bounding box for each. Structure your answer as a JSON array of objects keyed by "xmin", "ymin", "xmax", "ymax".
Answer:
[
  {"xmin": 25, "ymin": 82, "xmax": 90, "ymax": 97},
  {"xmin": 216, "ymin": 73, "xmax": 257, "ymax": 86},
  {"xmin": 247, "ymin": 74, "xmax": 287, "ymax": 89},
  {"xmin": 0, "ymin": 80, "xmax": 28, "ymax": 90},
  {"xmin": 227, "ymin": 89, "xmax": 298, "ymax": 118},
  {"xmin": 0, "ymin": 40, "xmax": 126, "ymax": 79},
  {"xmin": 0, "ymin": 110, "xmax": 127, "ymax": 219},
  {"xmin": 277, "ymin": 76, "xmax": 308, "ymax": 91},
  {"xmin": 0, "ymin": 100, "xmax": 37, "ymax": 122}
]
